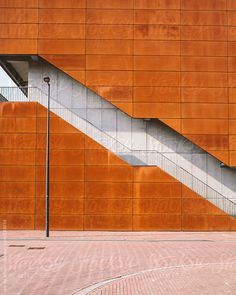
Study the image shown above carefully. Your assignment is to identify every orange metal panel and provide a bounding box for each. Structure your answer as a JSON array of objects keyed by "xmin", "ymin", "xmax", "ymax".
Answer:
[
  {"xmin": 181, "ymin": 26, "xmax": 227, "ymax": 41},
  {"xmin": 135, "ymin": 0, "xmax": 180, "ymax": 9},
  {"xmin": 87, "ymin": 55, "xmax": 133, "ymax": 71},
  {"xmin": 182, "ymin": 119, "xmax": 228, "ymax": 135},
  {"xmin": 229, "ymin": 135, "xmax": 236, "ymax": 150},
  {"xmin": 135, "ymin": 24, "xmax": 180, "ymax": 40},
  {"xmin": 134, "ymin": 40, "xmax": 180, "ymax": 55},
  {"xmin": 181, "ymin": 41, "xmax": 227, "ymax": 56},
  {"xmin": 39, "ymin": 24, "xmax": 85, "ymax": 39},
  {"xmin": 228, "ymin": 57, "xmax": 236, "ymax": 72},
  {"xmin": 229, "ymin": 120, "xmax": 236, "ymax": 134},
  {"xmin": 181, "ymin": 56, "xmax": 227, "ymax": 72},
  {"xmin": 39, "ymin": 0, "xmax": 85, "ymax": 8},
  {"xmin": 133, "ymin": 102, "xmax": 180, "ymax": 118},
  {"xmin": 134, "ymin": 87, "xmax": 180, "ymax": 103},
  {"xmin": 86, "ymin": 71, "xmax": 133, "ymax": 87},
  {"xmin": 230, "ymin": 152, "xmax": 236, "ymax": 166},
  {"xmin": 0, "ymin": 166, "xmax": 35, "ymax": 181},
  {"xmin": 229, "ymin": 73, "xmax": 236, "ymax": 87},
  {"xmin": 0, "ymin": 39, "xmax": 37, "ymax": 54},
  {"xmin": 230, "ymin": 218, "xmax": 236, "ymax": 230},
  {"xmin": 0, "ymin": 0, "xmax": 38, "ymax": 7},
  {"xmin": 228, "ymin": 0, "xmax": 236, "ymax": 10},
  {"xmin": 86, "ymin": 182, "xmax": 133, "ymax": 198},
  {"xmin": 133, "ymin": 182, "xmax": 182, "ymax": 198},
  {"xmin": 0, "ymin": 24, "xmax": 38, "ymax": 38},
  {"xmin": 133, "ymin": 214, "xmax": 181, "ymax": 231},
  {"xmin": 182, "ymin": 103, "xmax": 228, "ymax": 119},
  {"xmin": 87, "ymin": 9, "xmax": 133, "ymax": 25},
  {"xmin": 85, "ymin": 199, "xmax": 132, "ymax": 214},
  {"xmin": 229, "ymin": 104, "xmax": 236, "ymax": 119},
  {"xmin": 134, "ymin": 72, "xmax": 180, "ymax": 86},
  {"xmin": 0, "ymin": 182, "xmax": 35, "ymax": 198},
  {"xmin": 0, "ymin": 198, "xmax": 35, "ymax": 214},
  {"xmin": 134, "ymin": 56, "xmax": 180, "ymax": 71},
  {"xmin": 87, "ymin": 24, "xmax": 133, "ymax": 39},
  {"xmin": 181, "ymin": 11, "xmax": 227, "ymax": 26},
  {"xmin": 87, "ymin": 0, "xmax": 134, "ymax": 9},
  {"xmin": 0, "ymin": 214, "xmax": 34, "ymax": 229},
  {"xmin": 0, "ymin": 118, "xmax": 17, "ymax": 133},
  {"xmin": 0, "ymin": 150, "xmax": 35, "ymax": 165},
  {"xmin": 135, "ymin": 9, "xmax": 180, "ymax": 24},
  {"xmin": 181, "ymin": 0, "xmax": 226, "ymax": 10},
  {"xmin": 182, "ymin": 215, "xmax": 230, "ymax": 231},
  {"xmin": 85, "ymin": 166, "xmax": 133, "ymax": 182},
  {"xmin": 228, "ymin": 27, "xmax": 236, "ymax": 41},
  {"xmin": 181, "ymin": 72, "xmax": 227, "ymax": 87},
  {"xmin": 15, "ymin": 118, "xmax": 36, "ymax": 133},
  {"xmin": 86, "ymin": 40, "xmax": 132, "ymax": 55},
  {"xmin": 39, "ymin": 9, "xmax": 85, "ymax": 23},
  {"xmin": 133, "ymin": 198, "xmax": 181, "ymax": 214},
  {"xmin": 0, "ymin": 102, "xmax": 36, "ymax": 117},
  {"xmin": 38, "ymin": 40, "xmax": 85, "ymax": 54},
  {"xmin": 84, "ymin": 215, "xmax": 132, "ymax": 230},
  {"xmin": 0, "ymin": 8, "xmax": 38, "ymax": 23},
  {"xmin": 228, "ymin": 42, "xmax": 236, "ymax": 56},
  {"xmin": 182, "ymin": 87, "xmax": 228, "ymax": 103},
  {"xmin": 0, "ymin": 134, "xmax": 36, "ymax": 149}
]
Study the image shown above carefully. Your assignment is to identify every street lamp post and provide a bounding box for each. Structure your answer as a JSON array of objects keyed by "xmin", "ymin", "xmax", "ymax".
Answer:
[{"xmin": 43, "ymin": 77, "xmax": 50, "ymax": 238}]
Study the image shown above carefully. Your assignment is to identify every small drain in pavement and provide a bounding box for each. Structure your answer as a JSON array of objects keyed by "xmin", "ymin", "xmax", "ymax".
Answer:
[
  {"xmin": 28, "ymin": 247, "xmax": 45, "ymax": 250},
  {"xmin": 8, "ymin": 245, "xmax": 25, "ymax": 248}
]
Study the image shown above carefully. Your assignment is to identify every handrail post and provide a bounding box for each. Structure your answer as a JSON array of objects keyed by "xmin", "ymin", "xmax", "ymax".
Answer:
[{"xmin": 43, "ymin": 77, "xmax": 50, "ymax": 238}]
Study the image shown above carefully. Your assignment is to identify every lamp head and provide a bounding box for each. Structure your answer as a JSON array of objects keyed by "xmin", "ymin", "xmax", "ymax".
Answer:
[{"xmin": 43, "ymin": 77, "xmax": 50, "ymax": 84}]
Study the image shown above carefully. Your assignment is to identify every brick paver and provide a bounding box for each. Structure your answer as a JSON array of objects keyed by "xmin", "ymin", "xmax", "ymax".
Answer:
[{"xmin": 0, "ymin": 231, "xmax": 236, "ymax": 294}]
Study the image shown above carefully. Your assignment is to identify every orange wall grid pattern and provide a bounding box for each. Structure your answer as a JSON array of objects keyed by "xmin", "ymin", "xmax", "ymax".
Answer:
[
  {"xmin": 1, "ymin": 0, "xmax": 236, "ymax": 166},
  {"xmin": 0, "ymin": 102, "xmax": 235, "ymax": 231}
]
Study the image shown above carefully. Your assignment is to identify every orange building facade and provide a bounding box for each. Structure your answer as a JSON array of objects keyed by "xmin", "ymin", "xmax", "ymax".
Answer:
[{"xmin": 0, "ymin": 1, "xmax": 236, "ymax": 231}]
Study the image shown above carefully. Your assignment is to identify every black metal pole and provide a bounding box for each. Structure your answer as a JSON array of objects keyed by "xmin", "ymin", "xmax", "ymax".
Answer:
[{"xmin": 44, "ymin": 77, "xmax": 50, "ymax": 238}]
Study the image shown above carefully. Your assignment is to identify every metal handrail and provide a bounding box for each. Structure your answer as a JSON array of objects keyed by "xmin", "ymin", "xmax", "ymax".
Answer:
[{"xmin": 1, "ymin": 86, "xmax": 235, "ymax": 216}]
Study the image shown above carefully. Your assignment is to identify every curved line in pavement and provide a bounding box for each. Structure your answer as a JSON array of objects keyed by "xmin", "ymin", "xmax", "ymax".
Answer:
[{"xmin": 73, "ymin": 261, "xmax": 232, "ymax": 295}]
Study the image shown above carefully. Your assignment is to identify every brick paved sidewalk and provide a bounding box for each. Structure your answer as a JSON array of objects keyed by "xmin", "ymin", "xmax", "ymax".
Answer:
[{"xmin": 0, "ymin": 231, "xmax": 236, "ymax": 295}]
